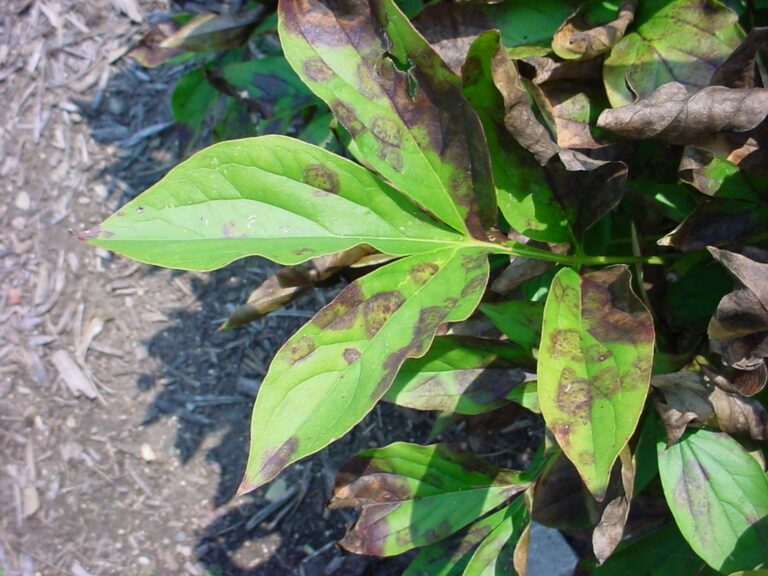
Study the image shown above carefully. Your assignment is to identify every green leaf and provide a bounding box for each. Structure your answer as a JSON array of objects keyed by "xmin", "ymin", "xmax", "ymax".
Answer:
[
  {"xmin": 385, "ymin": 336, "xmax": 530, "ymax": 415},
  {"xmin": 278, "ymin": 0, "xmax": 496, "ymax": 237},
  {"xmin": 332, "ymin": 442, "xmax": 530, "ymax": 556},
  {"xmin": 593, "ymin": 523, "xmax": 720, "ymax": 576},
  {"xmin": 480, "ymin": 300, "xmax": 544, "ymax": 357},
  {"xmin": 80, "ymin": 136, "xmax": 468, "ymax": 270},
  {"xmin": 538, "ymin": 266, "xmax": 655, "ymax": 499},
  {"xmin": 462, "ymin": 496, "xmax": 530, "ymax": 575},
  {"xmin": 658, "ymin": 429, "xmax": 768, "ymax": 573},
  {"xmin": 603, "ymin": 0, "xmax": 742, "ymax": 107},
  {"xmin": 171, "ymin": 67, "xmax": 218, "ymax": 131},
  {"xmin": 239, "ymin": 248, "xmax": 489, "ymax": 492},
  {"xmin": 462, "ymin": 31, "xmax": 570, "ymax": 244}
]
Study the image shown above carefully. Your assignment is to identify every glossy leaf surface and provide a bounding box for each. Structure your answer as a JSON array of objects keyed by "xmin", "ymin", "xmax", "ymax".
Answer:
[
  {"xmin": 331, "ymin": 442, "xmax": 529, "ymax": 556},
  {"xmin": 81, "ymin": 136, "xmax": 466, "ymax": 270},
  {"xmin": 658, "ymin": 429, "xmax": 768, "ymax": 572},
  {"xmin": 279, "ymin": 0, "xmax": 496, "ymax": 237},
  {"xmin": 240, "ymin": 248, "xmax": 489, "ymax": 491},
  {"xmin": 538, "ymin": 266, "xmax": 654, "ymax": 499}
]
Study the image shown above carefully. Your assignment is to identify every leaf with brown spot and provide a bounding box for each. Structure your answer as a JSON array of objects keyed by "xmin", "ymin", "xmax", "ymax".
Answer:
[
  {"xmin": 552, "ymin": 0, "xmax": 637, "ymax": 61},
  {"xmin": 404, "ymin": 495, "xmax": 530, "ymax": 576},
  {"xmin": 658, "ymin": 429, "xmax": 768, "ymax": 572},
  {"xmin": 652, "ymin": 370, "xmax": 768, "ymax": 444},
  {"xmin": 602, "ymin": 0, "xmax": 742, "ymax": 107},
  {"xmin": 707, "ymin": 247, "xmax": 768, "ymax": 395},
  {"xmin": 81, "ymin": 136, "xmax": 468, "ymax": 271},
  {"xmin": 597, "ymin": 82, "xmax": 768, "ymax": 147},
  {"xmin": 129, "ymin": 11, "xmax": 262, "ymax": 67},
  {"xmin": 279, "ymin": 0, "xmax": 496, "ymax": 238},
  {"xmin": 385, "ymin": 336, "xmax": 530, "ymax": 416},
  {"xmin": 239, "ymin": 248, "xmax": 489, "ymax": 492},
  {"xmin": 538, "ymin": 266, "xmax": 654, "ymax": 500},
  {"xmin": 221, "ymin": 247, "xmax": 373, "ymax": 330},
  {"xmin": 331, "ymin": 442, "xmax": 530, "ymax": 556}
]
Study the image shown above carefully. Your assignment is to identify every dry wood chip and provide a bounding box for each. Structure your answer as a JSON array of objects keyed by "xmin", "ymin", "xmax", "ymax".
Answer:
[{"xmin": 50, "ymin": 350, "xmax": 97, "ymax": 399}]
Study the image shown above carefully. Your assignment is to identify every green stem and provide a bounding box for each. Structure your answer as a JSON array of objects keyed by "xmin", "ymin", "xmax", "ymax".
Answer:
[{"xmin": 484, "ymin": 241, "xmax": 667, "ymax": 267}]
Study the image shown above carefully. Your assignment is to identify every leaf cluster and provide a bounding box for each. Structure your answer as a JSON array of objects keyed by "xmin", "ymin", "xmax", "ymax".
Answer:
[{"xmin": 85, "ymin": 1, "xmax": 768, "ymax": 573}]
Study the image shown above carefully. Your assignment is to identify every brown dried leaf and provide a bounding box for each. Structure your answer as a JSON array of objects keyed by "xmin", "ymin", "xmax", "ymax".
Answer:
[
  {"xmin": 553, "ymin": 0, "xmax": 637, "ymax": 61},
  {"xmin": 222, "ymin": 247, "xmax": 373, "ymax": 330},
  {"xmin": 593, "ymin": 447, "xmax": 635, "ymax": 564},
  {"xmin": 129, "ymin": 11, "xmax": 261, "ymax": 67},
  {"xmin": 652, "ymin": 370, "xmax": 768, "ymax": 443},
  {"xmin": 597, "ymin": 82, "xmax": 768, "ymax": 147},
  {"xmin": 710, "ymin": 27, "xmax": 768, "ymax": 89},
  {"xmin": 707, "ymin": 247, "xmax": 768, "ymax": 395},
  {"xmin": 658, "ymin": 199, "xmax": 768, "ymax": 251}
]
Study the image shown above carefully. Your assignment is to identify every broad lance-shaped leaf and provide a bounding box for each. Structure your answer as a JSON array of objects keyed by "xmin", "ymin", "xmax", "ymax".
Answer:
[
  {"xmin": 278, "ymin": 0, "xmax": 496, "ymax": 238},
  {"xmin": 79, "ymin": 136, "xmax": 467, "ymax": 270},
  {"xmin": 538, "ymin": 266, "xmax": 654, "ymax": 499},
  {"xmin": 603, "ymin": 0, "xmax": 742, "ymax": 107},
  {"xmin": 385, "ymin": 336, "xmax": 530, "ymax": 416},
  {"xmin": 331, "ymin": 442, "xmax": 530, "ymax": 556},
  {"xmin": 239, "ymin": 248, "xmax": 489, "ymax": 492},
  {"xmin": 658, "ymin": 429, "xmax": 768, "ymax": 572}
]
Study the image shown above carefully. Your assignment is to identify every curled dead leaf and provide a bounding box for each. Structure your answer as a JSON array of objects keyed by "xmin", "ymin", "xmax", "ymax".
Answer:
[
  {"xmin": 593, "ymin": 447, "xmax": 635, "ymax": 564},
  {"xmin": 129, "ymin": 11, "xmax": 262, "ymax": 67},
  {"xmin": 597, "ymin": 82, "xmax": 768, "ymax": 146},
  {"xmin": 652, "ymin": 370, "xmax": 768, "ymax": 444},
  {"xmin": 553, "ymin": 0, "xmax": 637, "ymax": 61},
  {"xmin": 488, "ymin": 40, "xmax": 627, "ymax": 234},
  {"xmin": 707, "ymin": 247, "xmax": 768, "ymax": 395}
]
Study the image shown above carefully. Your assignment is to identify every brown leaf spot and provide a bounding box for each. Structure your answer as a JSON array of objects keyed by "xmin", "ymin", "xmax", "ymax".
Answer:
[
  {"xmin": 302, "ymin": 56, "xmax": 334, "ymax": 82},
  {"xmin": 548, "ymin": 328, "xmax": 582, "ymax": 361},
  {"xmin": 362, "ymin": 291, "xmax": 405, "ymax": 338},
  {"xmin": 409, "ymin": 262, "xmax": 439, "ymax": 285},
  {"xmin": 371, "ymin": 116, "xmax": 403, "ymax": 147},
  {"xmin": 332, "ymin": 100, "xmax": 367, "ymax": 137},
  {"xmin": 343, "ymin": 348, "xmax": 361, "ymax": 364},
  {"xmin": 557, "ymin": 367, "xmax": 591, "ymax": 420},
  {"xmin": 461, "ymin": 275, "xmax": 486, "ymax": 298},
  {"xmin": 285, "ymin": 335, "xmax": 316, "ymax": 364},
  {"xmin": 292, "ymin": 247, "xmax": 316, "ymax": 256},
  {"xmin": 312, "ymin": 283, "xmax": 364, "ymax": 331},
  {"xmin": 259, "ymin": 437, "xmax": 298, "ymax": 485},
  {"xmin": 302, "ymin": 163, "xmax": 340, "ymax": 194}
]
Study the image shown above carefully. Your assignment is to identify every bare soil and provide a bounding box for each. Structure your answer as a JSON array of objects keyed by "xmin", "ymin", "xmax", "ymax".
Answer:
[{"xmin": 0, "ymin": 2, "xmax": 540, "ymax": 575}]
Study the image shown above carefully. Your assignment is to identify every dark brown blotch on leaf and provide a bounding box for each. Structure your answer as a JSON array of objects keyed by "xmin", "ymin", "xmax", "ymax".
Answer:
[
  {"xmin": 556, "ymin": 367, "xmax": 591, "ymax": 420},
  {"xmin": 285, "ymin": 335, "xmax": 316, "ymax": 364},
  {"xmin": 362, "ymin": 291, "xmax": 406, "ymax": 338},
  {"xmin": 343, "ymin": 347, "xmax": 361, "ymax": 364},
  {"xmin": 302, "ymin": 163, "xmax": 340, "ymax": 194},
  {"xmin": 302, "ymin": 56, "xmax": 334, "ymax": 82},
  {"xmin": 258, "ymin": 437, "xmax": 299, "ymax": 486},
  {"xmin": 312, "ymin": 282, "xmax": 365, "ymax": 331}
]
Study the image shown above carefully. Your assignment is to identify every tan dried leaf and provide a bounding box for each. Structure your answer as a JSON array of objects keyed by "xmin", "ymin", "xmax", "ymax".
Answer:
[
  {"xmin": 553, "ymin": 0, "xmax": 637, "ymax": 61},
  {"xmin": 597, "ymin": 82, "xmax": 768, "ymax": 146}
]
